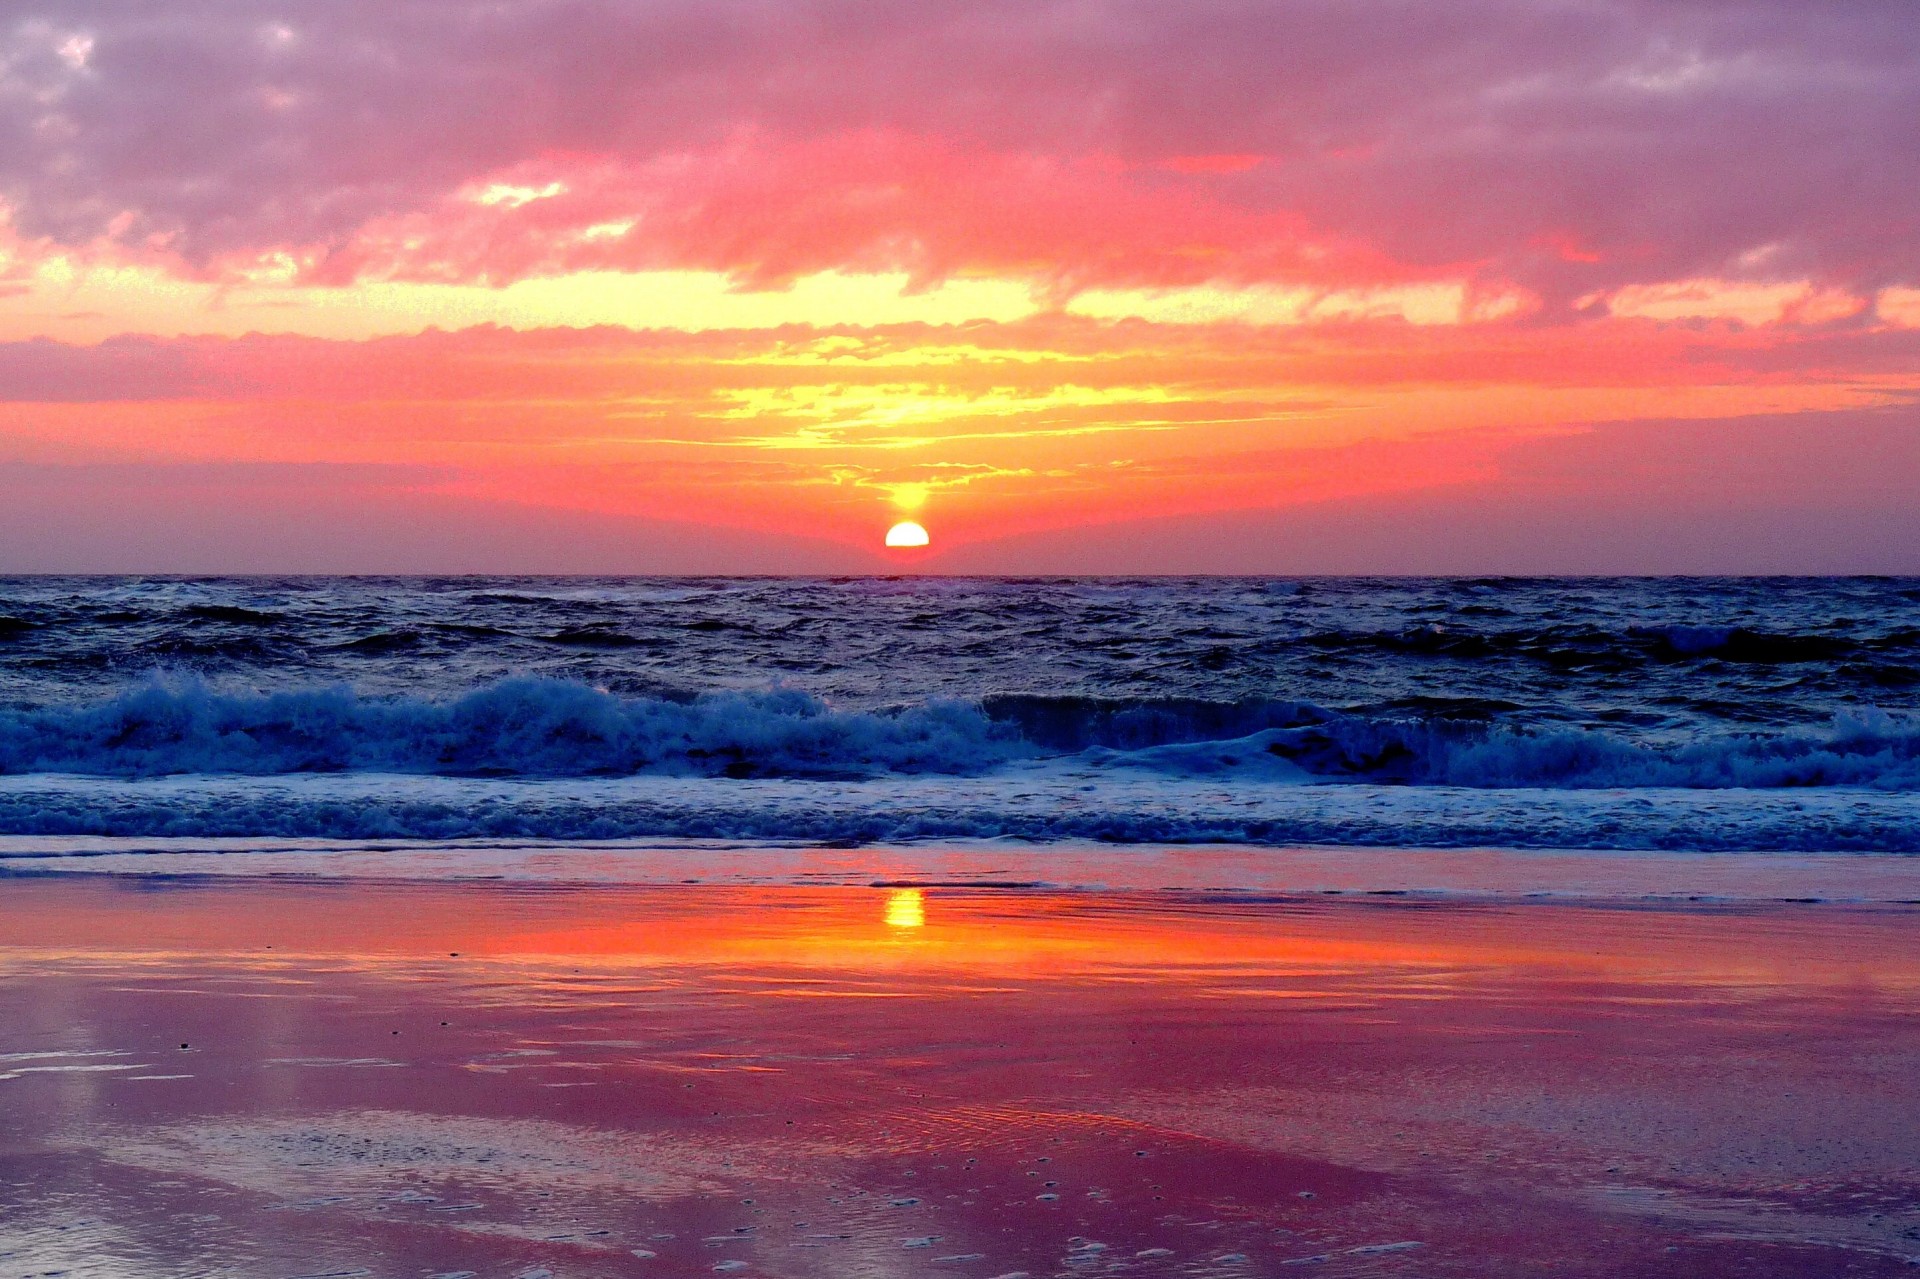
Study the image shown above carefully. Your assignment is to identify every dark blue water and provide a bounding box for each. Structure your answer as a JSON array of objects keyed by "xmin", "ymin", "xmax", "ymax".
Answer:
[{"xmin": 0, "ymin": 576, "xmax": 1916, "ymax": 851}]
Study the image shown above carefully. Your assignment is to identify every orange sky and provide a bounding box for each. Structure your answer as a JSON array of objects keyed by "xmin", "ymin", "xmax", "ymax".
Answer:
[{"xmin": 3, "ymin": 2, "xmax": 1918, "ymax": 571}]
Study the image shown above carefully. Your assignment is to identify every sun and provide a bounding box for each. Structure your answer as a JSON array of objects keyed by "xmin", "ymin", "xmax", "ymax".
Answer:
[{"xmin": 885, "ymin": 520, "xmax": 930, "ymax": 548}]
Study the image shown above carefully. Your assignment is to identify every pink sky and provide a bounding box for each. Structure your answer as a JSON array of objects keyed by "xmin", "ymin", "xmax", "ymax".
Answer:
[{"xmin": 3, "ymin": 1, "xmax": 1918, "ymax": 571}]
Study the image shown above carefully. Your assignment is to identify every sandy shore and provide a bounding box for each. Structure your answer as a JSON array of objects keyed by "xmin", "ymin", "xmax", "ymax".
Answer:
[{"xmin": 3, "ymin": 873, "xmax": 1919, "ymax": 1277}]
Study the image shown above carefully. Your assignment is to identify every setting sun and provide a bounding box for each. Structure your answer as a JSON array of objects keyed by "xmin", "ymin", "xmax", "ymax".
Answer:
[{"xmin": 885, "ymin": 520, "xmax": 930, "ymax": 548}]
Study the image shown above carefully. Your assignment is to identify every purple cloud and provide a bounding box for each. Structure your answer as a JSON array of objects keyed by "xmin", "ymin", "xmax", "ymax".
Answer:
[{"xmin": 2, "ymin": 1, "xmax": 1918, "ymax": 303}]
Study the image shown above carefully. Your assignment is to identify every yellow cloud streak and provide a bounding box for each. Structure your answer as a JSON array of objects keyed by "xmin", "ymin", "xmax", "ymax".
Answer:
[{"xmin": 0, "ymin": 260, "xmax": 1040, "ymax": 343}]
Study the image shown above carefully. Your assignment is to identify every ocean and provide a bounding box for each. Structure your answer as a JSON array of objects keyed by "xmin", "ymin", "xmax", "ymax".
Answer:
[
  {"xmin": 0, "ymin": 575, "xmax": 1917, "ymax": 856},
  {"xmin": 8, "ymin": 578, "xmax": 1920, "ymax": 1279}
]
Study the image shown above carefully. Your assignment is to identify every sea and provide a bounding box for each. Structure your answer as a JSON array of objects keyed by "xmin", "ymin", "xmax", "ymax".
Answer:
[{"xmin": 0, "ymin": 575, "xmax": 1917, "ymax": 864}]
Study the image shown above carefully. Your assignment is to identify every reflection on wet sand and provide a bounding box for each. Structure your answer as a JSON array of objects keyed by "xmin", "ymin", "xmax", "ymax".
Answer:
[
  {"xmin": 885, "ymin": 888, "xmax": 926, "ymax": 930},
  {"xmin": 3, "ymin": 877, "xmax": 1920, "ymax": 1277}
]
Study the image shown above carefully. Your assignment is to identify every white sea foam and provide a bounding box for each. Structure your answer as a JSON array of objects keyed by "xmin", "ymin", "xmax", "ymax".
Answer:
[
  {"xmin": 0, "ymin": 768, "xmax": 1916, "ymax": 852},
  {"xmin": 1, "ymin": 679, "xmax": 1918, "ymax": 795}
]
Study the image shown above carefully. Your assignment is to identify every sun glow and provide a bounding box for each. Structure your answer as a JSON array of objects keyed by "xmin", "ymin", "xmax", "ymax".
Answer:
[
  {"xmin": 888, "ymin": 482, "xmax": 930, "ymax": 512},
  {"xmin": 884, "ymin": 520, "xmax": 930, "ymax": 548}
]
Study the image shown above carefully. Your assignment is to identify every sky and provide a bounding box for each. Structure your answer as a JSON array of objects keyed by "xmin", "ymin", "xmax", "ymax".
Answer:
[{"xmin": 3, "ymin": 0, "xmax": 1919, "ymax": 573}]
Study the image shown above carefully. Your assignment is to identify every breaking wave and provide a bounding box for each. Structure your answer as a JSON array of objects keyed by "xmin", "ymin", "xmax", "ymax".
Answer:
[
  {"xmin": 0, "ymin": 679, "xmax": 1022, "ymax": 779},
  {"xmin": 0, "ymin": 678, "xmax": 1918, "ymax": 790}
]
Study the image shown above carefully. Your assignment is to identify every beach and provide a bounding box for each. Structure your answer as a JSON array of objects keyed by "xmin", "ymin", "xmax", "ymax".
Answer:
[
  {"xmin": 3, "ymin": 575, "xmax": 1919, "ymax": 1274},
  {"xmin": 6, "ymin": 852, "xmax": 1920, "ymax": 1277}
]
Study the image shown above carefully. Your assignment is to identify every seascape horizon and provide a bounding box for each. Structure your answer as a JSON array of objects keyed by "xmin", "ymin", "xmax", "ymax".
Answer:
[{"xmin": 8, "ymin": 0, "xmax": 1920, "ymax": 1271}]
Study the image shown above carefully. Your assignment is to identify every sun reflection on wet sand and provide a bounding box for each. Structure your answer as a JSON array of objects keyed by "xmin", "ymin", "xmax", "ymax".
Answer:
[
  {"xmin": 2, "ymin": 878, "xmax": 1920, "ymax": 1277},
  {"xmin": 883, "ymin": 887, "xmax": 925, "ymax": 929}
]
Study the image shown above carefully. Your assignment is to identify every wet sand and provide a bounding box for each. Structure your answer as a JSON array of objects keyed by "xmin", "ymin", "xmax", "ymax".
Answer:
[{"xmin": 3, "ymin": 874, "xmax": 1920, "ymax": 1277}]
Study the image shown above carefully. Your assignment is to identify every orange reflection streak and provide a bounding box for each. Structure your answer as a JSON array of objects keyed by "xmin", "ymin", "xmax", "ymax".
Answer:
[{"xmin": 1, "ymin": 880, "xmax": 1916, "ymax": 999}]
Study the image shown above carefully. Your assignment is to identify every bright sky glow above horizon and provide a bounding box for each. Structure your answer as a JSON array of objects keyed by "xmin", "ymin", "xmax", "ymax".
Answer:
[{"xmin": 3, "ymin": 2, "xmax": 1919, "ymax": 572}]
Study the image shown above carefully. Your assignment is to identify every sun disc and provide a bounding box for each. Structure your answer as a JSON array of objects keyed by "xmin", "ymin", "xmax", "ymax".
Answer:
[{"xmin": 885, "ymin": 520, "xmax": 930, "ymax": 548}]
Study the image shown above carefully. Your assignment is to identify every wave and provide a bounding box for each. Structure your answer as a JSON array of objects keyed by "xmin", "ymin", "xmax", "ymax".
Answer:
[
  {"xmin": 544, "ymin": 627, "xmax": 652, "ymax": 648},
  {"xmin": 0, "ymin": 679, "xmax": 1917, "ymax": 789},
  {"xmin": 330, "ymin": 631, "xmax": 426, "ymax": 653},
  {"xmin": 986, "ymin": 694, "xmax": 1920, "ymax": 789},
  {"xmin": 1294, "ymin": 622, "xmax": 1916, "ymax": 668},
  {"xmin": 181, "ymin": 604, "xmax": 286, "ymax": 626},
  {"xmin": 1095, "ymin": 712, "xmax": 1920, "ymax": 789},
  {"xmin": 0, "ymin": 679, "xmax": 1024, "ymax": 779},
  {"xmin": 0, "ymin": 774, "xmax": 1916, "ymax": 851}
]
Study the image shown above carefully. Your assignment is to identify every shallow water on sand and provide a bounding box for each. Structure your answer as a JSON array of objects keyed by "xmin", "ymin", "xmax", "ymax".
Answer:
[{"xmin": 3, "ymin": 876, "xmax": 1919, "ymax": 1277}]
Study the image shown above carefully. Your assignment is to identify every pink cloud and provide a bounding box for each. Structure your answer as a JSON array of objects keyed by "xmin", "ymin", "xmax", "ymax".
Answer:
[
  {"xmin": 4, "ymin": 316, "xmax": 1917, "ymax": 407},
  {"xmin": 2, "ymin": 1, "xmax": 1916, "ymax": 308},
  {"xmin": 315, "ymin": 132, "xmax": 1382, "ymax": 292}
]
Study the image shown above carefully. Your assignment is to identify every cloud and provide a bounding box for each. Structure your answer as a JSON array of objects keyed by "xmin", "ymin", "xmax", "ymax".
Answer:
[
  {"xmin": 312, "ymin": 132, "xmax": 1374, "ymax": 294},
  {"xmin": 1, "ymin": 1, "xmax": 1916, "ymax": 307},
  {"xmin": 11, "ymin": 407, "xmax": 1917, "ymax": 574},
  {"xmin": 0, "ymin": 321, "xmax": 1912, "ymax": 568},
  {"xmin": 4, "ymin": 316, "xmax": 1916, "ymax": 406}
]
